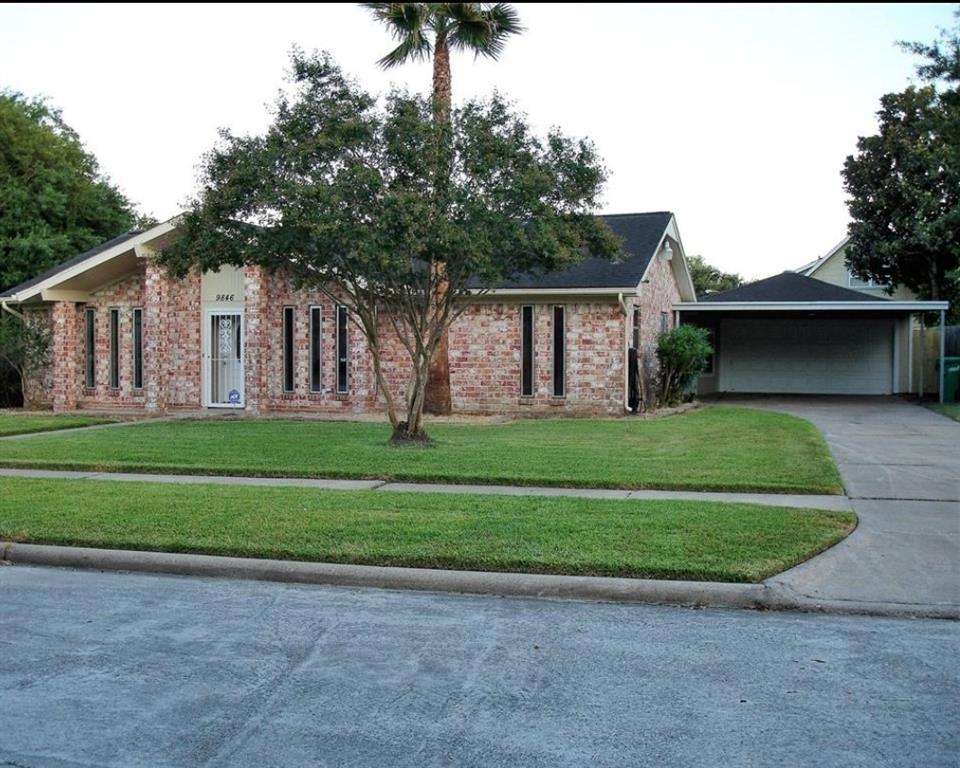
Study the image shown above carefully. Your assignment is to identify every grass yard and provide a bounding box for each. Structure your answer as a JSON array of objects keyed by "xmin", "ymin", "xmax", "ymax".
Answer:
[
  {"xmin": 0, "ymin": 411, "xmax": 115, "ymax": 437},
  {"xmin": 929, "ymin": 403, "xmax": 960, "ymax": 422},
  {"xmin": 0, "ymin": 477, "xmax": 856, "ymax": 582},
  {"xmin": 0, "ymin": 406, "xmax": 842, "ymax": 494}
]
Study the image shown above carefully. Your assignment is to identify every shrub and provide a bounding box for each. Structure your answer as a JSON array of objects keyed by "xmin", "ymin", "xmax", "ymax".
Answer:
[{"xmin": 656, "ymin": 325, "xmax": 713, "ymax": 406}]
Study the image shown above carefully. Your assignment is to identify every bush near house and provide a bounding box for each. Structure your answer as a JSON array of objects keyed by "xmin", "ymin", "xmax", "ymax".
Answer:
[{"xmin": 656, "ymin": 325, "xmax": 713, "ymax": 406}]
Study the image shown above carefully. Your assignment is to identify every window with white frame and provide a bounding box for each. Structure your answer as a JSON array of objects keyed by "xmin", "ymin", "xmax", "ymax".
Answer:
[
  {"xmin": 84, "ymin": 308, "xmax": 95, "ymax": 388},
  {"xmin": 336, "ymin": 304, "xmax": 349, "ymax": 394}
]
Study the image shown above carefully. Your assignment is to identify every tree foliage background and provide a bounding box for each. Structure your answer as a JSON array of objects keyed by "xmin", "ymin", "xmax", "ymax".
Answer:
[
  {"xmin": 0, "ymin": 91, "xmax": 139, "ymax": 406},
  {"xmin": 842, "ymin": 12, "xmax": 960, "ymax": 321},
  {"xmin": 686, "ymin": 255, "xmax": 742, "ymax": 297}
]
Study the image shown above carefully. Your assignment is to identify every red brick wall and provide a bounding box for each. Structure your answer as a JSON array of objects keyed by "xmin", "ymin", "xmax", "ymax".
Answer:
[
  {"xmin": 636, "ymin": 246, "xmax": 682, "ymax": 395},
  {"xmin": 31, "ymin": 254, "xmax": 687, "ymax": 416},
  {"xmin": 449, "ymin": 301, "xmax": 626, "ymax": 415},
  {"xmin": 75, "ymin": 271, "xmax": 146, "ymax": 410}
]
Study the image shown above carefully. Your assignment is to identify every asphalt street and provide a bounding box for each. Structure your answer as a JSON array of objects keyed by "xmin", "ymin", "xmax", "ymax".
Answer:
[{"xmin": 1, "ymin": 565, "xmax": 956, "ymax": 767}]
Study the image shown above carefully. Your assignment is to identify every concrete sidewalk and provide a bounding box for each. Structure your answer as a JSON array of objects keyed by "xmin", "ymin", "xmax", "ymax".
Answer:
[{"xmin": 0, "ymin": 467, "xmax": 852, "ymax": 510}]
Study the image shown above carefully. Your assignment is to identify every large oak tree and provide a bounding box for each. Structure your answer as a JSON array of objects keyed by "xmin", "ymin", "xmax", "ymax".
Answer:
[
  {"xmin": 163, "ymin": 52, "xmax": 617, "ymax": 441},
  {"xmin": 842, "ymin": 14, "xmax": 959, "ymax": 319}
]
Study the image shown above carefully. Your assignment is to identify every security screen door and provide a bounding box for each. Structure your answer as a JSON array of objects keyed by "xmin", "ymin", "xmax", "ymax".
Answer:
[{"xmin": 207, "ymin": 311, "xmax": 244, "ymax": 407}]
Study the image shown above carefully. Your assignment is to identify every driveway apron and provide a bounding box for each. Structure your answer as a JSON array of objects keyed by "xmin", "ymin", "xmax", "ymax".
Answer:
[{"xmin": 733, "ymin": 397, "xmax": 959, "ymax": 613}]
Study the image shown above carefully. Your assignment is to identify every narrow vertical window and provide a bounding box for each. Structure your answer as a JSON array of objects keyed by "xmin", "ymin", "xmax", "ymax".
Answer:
[
  {"xmin": 660, "ymin": 311, "xmax": 669, "ymax": 334},
  {"xmin": 84, "ymin": 308, "xmax": 96, "ymax": 388},
  {"xmin": 521, "ymin": 305, "xmax": 534, "ymax": 397},
  {"xmin": 310, "ymin": 306, "xmax": 322, "ymax": 393},
  {"xmin": 552, "ymin": 306, "xmax": 565, "ymax": 398},
  {"xmin": 109, "ymin": 308, "xmax": 120, "ymax": 389},
  {"xmin": 282, "ymin": 306, "xmax": 295, "ymax": 393},
  {"xmin": 132, "ymin": 308, "xmax": 143, "ymax": 389},
  {"xmin": 336, "ymin": 304, "xmax": 349, "ymax": 394},
  {"xmin": 632, "ymin": 307, "xmax": 641, "ymax": 349}
]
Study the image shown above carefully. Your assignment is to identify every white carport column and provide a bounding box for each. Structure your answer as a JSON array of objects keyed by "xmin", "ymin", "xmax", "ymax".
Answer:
[{"xmin": 939, "ymin": 309, "xmax": 946, "ymax": 404}]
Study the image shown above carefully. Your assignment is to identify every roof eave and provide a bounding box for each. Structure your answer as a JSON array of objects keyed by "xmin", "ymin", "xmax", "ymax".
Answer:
[{"xmin": 674, "ymin": 300, "xmax": 949, "ymax": 311}]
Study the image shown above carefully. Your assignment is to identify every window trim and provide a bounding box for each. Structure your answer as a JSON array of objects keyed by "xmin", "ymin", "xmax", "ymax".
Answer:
[
  {"xmin": 552, "ymin": 305, "xmax": 565, "ymax": 398},
  {"xmin": 336, "ymin": 304, "xmax": 349, "ymax": 395},
  {"xmin": 84, "ymin": 308, "xmax": 96, "ymax": 389},
  {"xmin": 309, "ymin": 305, "xmax": 322, "ymax": 393},
  {"xmin": 520, "ymin": 304, "xmax": 534, "ymax": 398},
  {"xmin": 282, "ymin": 305, "xmax": 295, "ymax": 393},
  {"xmin": 660, "ymin": 311, "xmax": 670, "ymax": 335},
  {"xmin": 132, "ymin": 307, "xmax": 144, "ymax": 390},
  {"xmin": 108, "ymin": 307, "xmax": 120, "ymax": 389},
  {"xmin": 846, "ymin": 269, "xmax": 881, "ymax": 289}
]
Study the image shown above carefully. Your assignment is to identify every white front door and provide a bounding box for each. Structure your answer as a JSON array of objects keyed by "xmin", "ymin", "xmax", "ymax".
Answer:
[{"xmin": 204, "ymin": 310, "xmax": 245, "ymax": 407}]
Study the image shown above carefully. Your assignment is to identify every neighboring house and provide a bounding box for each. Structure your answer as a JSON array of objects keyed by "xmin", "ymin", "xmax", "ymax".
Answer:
[
  {"xmin": 0, "ymin": 212, "xmax": 696, "ymax": 415},
  {"xmin": 794, "ymin": 236, "xmax": 917, "ymax": 300}
]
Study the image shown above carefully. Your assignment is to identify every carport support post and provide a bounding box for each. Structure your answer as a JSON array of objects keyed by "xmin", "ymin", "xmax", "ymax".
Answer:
[{"xmin": 938, "ymin": 309, "xmax": 946, "ymax": 404}]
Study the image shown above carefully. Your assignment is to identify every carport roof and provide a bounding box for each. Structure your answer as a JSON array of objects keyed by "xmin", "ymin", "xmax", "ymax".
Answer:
[
  {"xmin": 700, "ymin": 272, "xmax": 878, "ymax": 303},
  {"xmin": 675, "ymin": 271, "xmax": 948, "ymax": 312}
]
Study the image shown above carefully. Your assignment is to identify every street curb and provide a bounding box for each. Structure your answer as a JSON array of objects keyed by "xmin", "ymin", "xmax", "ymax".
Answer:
[{"xmin": 3, "ymin": 542, "xmax": 956, "ymax": 619}]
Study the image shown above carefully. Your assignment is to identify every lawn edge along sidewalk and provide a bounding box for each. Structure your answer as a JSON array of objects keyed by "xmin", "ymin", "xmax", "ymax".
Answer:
[{"xmin": 2, "ymin": 542, "xmax": 954, "ymax": 620}]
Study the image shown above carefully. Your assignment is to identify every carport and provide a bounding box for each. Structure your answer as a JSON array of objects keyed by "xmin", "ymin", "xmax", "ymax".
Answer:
[{"xmin": 675, "ymin": 272, "xmax": 950, "ymax": 400}]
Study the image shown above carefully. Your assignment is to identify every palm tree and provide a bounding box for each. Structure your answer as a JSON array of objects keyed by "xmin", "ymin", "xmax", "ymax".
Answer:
[
  {"xmin": 363, "ymin": 3, "xmax": 523, "ymax": 415},
  {"xmin": 363, "ymin": 3, "xmax": 523, "ymax": 124}
]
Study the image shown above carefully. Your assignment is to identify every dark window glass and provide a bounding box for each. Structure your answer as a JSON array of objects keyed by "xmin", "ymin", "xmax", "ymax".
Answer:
[
  {"xmin": 282, "ymin": 306, "xmax": 295, "ymax": 392},
  {"xmin": 133, "ymin": 308, "xmax": 143, "ymax": 389},
  {"xmin": 85, "ymin": 309, "xmax": 95, "ymax": 388},
  {"xmin": 660, "ymin": 311, "xmax": 669, "ymax": 334},
  {"xmin": 521, "ymin": 305, "xmax": 534, "ymax": 397},
  {"xmin": 337, "ymin": 305, "xmax": 349, "ymax": 394},
  {"xmin": 632, "ymin": 307, "xmax": 641, "ymax": 350},
  {"xmin": 109, "ymin": 309, "xmax": 120, "ymax": 388},
  {"xmin": 552, "ymin": 306, "xmax": 565, "ymax": 397},
  {"xmin": 310, "ymin": 306, "xmax": 322, "ymax": 392}
]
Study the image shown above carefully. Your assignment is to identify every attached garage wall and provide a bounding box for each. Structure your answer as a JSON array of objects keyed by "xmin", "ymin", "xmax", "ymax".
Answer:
[{"xmin": 718, "ymin": 317, "xmax": 895, "ymax": 395}]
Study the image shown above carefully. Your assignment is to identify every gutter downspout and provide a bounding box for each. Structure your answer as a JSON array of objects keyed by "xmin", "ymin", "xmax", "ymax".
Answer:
[
  {"xmin": 618, "ymin": 292, "xmax": 630, "ymax": 413},
  {"xmin": 1, "ymin": 301, "xmax": 24, "ymax": 321}
]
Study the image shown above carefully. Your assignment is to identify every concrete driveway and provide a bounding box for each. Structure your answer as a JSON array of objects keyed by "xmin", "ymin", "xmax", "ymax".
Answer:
[{"xmin": 729, "ymin": 397, "xmax": 959, "ymax": 613}]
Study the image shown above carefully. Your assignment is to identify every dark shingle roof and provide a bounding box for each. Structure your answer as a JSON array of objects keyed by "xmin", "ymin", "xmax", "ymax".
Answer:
[
  {"xmin": 0, "ymin": 231, "xmax": 142, "ymax": 299},
  {"xmin": 493, "ymin": 212, "xmax": 673, "ymax": 289},
  {"xmin": 699, "ymin": 271, "xmax": 885, "ymax": 303}
]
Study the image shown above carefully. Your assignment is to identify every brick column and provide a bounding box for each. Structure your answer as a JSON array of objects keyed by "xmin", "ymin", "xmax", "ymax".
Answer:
[
  {"xmin": 244, "ymin": 265, "xmax": 267, "ymax": 414},
  {"xmin": 144, "ymin": 261, "xmax": 168, "ymax": 413},
  {"xmin": 51, "ymin": 301, "xmax": 80, "ymax": 412}
]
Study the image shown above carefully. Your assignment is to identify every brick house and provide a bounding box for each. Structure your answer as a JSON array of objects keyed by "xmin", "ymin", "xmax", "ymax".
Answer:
[{"xmin": 0, "ymin": 211, "xmax": 697, "ymax": 416}]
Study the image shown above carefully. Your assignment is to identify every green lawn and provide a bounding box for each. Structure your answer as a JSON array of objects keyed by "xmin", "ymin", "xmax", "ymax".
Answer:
[
  {"xmin": 0, "ymin": 477, "xmax": 855, "ymax": 583},
  {"xmin": 0, "ymin": 411, "xmax": 115, "ymax": 437},
  {"xmin": 0, "ymin": 406, "xmax": 842, "ymax": 493},
  {"xmin": 929, "ymin": 403, "xmax": 960, "ymax": 422}
]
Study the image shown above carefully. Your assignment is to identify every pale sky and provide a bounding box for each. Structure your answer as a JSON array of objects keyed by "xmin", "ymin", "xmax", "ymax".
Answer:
[{"xmin": 0, "ymin": 2, "xmax": 954, "ymax": 279}]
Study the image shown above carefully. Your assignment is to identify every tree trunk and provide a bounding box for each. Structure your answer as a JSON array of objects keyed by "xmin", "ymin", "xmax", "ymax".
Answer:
[
  {"xmin": 392, "ymin": 351, "xmax": 432, "ymax": 445},
  {"xmin": 425, "ymin": 35, "xmax": 453, "ymax": 415}
]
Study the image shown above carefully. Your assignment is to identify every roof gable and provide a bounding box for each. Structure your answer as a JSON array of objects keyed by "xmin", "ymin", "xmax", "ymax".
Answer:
[{"xmin": 699, "ymin": 271, "xmax": 884, "ymax": 303}]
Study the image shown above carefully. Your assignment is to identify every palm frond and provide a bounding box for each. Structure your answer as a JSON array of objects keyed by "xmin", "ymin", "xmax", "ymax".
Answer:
[
  {"xmin": 363, "ymin": 3, "xmax": 435, "ymax": 68},
  {"xmin": 377, "ymin": 32, "xmax": 433, "ymax": 68},
  {"xmin": 447, "ymin": 3, "xmax": 523, "ymax": 60}
]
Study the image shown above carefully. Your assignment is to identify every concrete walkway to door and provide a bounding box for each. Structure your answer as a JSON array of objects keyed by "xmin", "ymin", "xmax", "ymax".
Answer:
[{"xmin": 726, "ymin": 397, "xmax": 959, "ymax": 614}]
